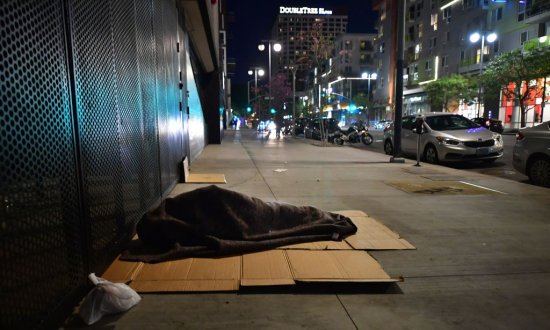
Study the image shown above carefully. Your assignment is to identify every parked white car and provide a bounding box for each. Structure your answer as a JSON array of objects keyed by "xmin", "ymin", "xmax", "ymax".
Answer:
[
  {"xmin": 383, "ymin": 113, "xmax": 504, "ymax": 163},
  {"xmin": 513, "ymin": 121, "xmax": 550, "ymax": 187}
]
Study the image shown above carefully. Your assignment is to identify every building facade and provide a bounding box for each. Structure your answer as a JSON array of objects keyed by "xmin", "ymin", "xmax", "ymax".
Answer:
[
  {"xmin": 270, "ymin": 5, "xmax": 349, "ymax": 91},
  {"xmin": 372, "ymin": 0, "xmax": 550, "ymax": 127},
  {"xmin": 0, "ymin": 0, "xmax": 228, "ymax": 328},
  {"xmin": 324, "ymin": 33, "xmax": 380, "ymax": 124}
]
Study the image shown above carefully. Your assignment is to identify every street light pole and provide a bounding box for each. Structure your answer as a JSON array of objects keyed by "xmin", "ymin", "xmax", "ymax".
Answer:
[
  {"xmin": 478, "ymin": 34, "xmax": 485, "ymax": 118},
  {"xmin": 259, "ymin": 40, "xmax": 282, "ymax": 115},
  {"xmin": 247, "ymin": 80, "xmax": 252, "ymax": 105},
  {"xmin": 469, "ymin": 31, "xmax": 497, "ymax": 118},
  {"xmin": 248, "ymin": 67, "xmax": 265, "ymax": 125}
]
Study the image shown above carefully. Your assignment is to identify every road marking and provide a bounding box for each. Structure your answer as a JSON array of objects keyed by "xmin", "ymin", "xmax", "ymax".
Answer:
[{"xmin": 459, "ymin": 181, "xmax": 507, "ymax": 194}]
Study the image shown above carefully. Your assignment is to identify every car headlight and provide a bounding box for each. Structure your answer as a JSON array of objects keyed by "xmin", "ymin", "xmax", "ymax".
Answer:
[
  {"xmin": 435, "ymin": 136, "xmax": 460, "ymax": 145},
  {"xmin": 492, "ymin": 133, "xmax": 502, "ymax": 143}
]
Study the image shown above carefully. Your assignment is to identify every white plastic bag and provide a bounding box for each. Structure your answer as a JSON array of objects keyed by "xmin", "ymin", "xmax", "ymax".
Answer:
[{"xmin": 78, "ymin": 273, "xmax": 141, "ymax": 325}]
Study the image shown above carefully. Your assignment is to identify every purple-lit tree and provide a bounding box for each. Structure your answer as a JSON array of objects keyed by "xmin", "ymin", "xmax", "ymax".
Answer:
[{"xmin": 269, "ymin": 73, "xmax": 292, "ymax": 116}]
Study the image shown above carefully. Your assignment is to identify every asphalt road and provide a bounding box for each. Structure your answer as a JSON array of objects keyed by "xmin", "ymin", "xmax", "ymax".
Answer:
[{"xmin": 353, "ymin": 129, "xmax": 533, "ymax": 185}]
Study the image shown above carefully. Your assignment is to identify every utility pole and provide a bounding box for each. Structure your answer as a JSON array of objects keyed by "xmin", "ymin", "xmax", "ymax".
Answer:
[{"xmin": 391, "ymin": 0, "xmax": 406, "ymax": 163}]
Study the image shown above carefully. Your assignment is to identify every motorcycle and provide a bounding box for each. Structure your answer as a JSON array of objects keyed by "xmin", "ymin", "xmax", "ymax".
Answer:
[
  {"xmin": 282, "ymin": 124, "xmax": 293, "ymax": 136},
  {"xmin": 333, "ymin": 124, "xmax": 373, "ymax": 146}
]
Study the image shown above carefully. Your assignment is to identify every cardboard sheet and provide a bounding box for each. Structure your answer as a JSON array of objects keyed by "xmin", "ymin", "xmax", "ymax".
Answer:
[
  {"xmin": 344, "ymin": 215, "xmax": 415, "ymax": 250},
  {"xmin": 279, "ymin": 240, "xmax": 353, "ymax": 250},
  {"xmin": 241, "ymin": 250, "xmax": 295, "ymax": 286},
  {"xmin": 130, "ymin": 256, "xmax": 240, "ymax": 292},
  {"xmin": 185, "ymin": 173, "xmax": 227, "ymax": 183},
  {"xmin": 102, "ymin": 210, "xmax": 410, "ymax": 292},
  {"xmin": 101, "ymin": 258, "xmax": 143, "ymax": 283},
  {"xmin": 286, "ymin": 250, "xmax": 398, "ymax": 282},
  {"xmin": 182, "ymin": 158, "xmax": 226, "ymax": 183}
]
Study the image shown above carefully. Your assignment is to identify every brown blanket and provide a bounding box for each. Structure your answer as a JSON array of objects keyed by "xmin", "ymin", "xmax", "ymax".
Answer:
[{"xmin": 121, "ymin": 185, "xmax": 357, "ymax": 263}]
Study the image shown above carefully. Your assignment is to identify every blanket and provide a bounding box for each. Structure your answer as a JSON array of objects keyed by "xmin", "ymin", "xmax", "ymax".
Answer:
[{"xmin": 121, "ymin": 185, "xmax": 357, "ymax": 263}]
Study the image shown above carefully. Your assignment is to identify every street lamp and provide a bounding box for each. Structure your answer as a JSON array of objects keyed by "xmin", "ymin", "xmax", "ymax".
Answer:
[
  {"xmin": 469, "ymin": 31, "xmax": 497, "ymax": 117},
  {"xmin": 248, "ymin": 67, "xmax": 264, "ymax": 125},
  {"xmin": 258, "ymin": 40, "xmax": 282, "ymax": 116},
  {"xmin": 361, "ymin": 72, "xmax": 378, "ymax": 101}
]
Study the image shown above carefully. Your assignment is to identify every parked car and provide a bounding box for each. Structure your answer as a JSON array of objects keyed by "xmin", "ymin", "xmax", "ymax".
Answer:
[
  {"xmin": 293, "ymin": 117, "xmax": 310, "ymax": 136},
  {"xmin": 472, "ymin": 117, "xmax": 504, "ymax": 133},
  {"xmin": 304, "ymin": 118, "xmax": 340, "ymax": 140},
  {"xmin": 512, "ymin": 121, "xmax": 550, "ymax": 187},
  {"xmin": 383, "ymin": 113, "xmax": 504, "ymax": 163},
  {"xmin": 374, "ymin": 120, "xmax": 393, "ymax": 130}
]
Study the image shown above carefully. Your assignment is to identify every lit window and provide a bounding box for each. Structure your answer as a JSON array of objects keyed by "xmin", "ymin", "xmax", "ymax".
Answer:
[{"xmin": 431, "ymin": 14, "xmax": 438, "ymax": 31}]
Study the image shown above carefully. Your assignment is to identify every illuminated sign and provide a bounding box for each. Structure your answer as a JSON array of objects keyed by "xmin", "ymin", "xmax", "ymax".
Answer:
[{"xmin": 279, "ymin": 6, "xmax": 333, "ymax": 15}]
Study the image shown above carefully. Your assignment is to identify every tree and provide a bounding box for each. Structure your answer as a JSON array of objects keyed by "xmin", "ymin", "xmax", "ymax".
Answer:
[
  {"xmin": 424, "ymin": 75, "xmax": 477, "ymax": 112},
  {"xmin": 482, "ymin": 47, "xmax": 550, "ymax": 127},
  {"xmin": 350, "ymin": 92, "xmax": 371, "ymax": 122},
  {"xmin": 352, "ymin": 92, "xmax": 370, "ymax": 109},
  {"xmin": 295, "ymin": 19, "xmax": 336, "ymax": 144},
  {"xmin": 269, "ymin": 73, "xmax": 292, "ymax": 117}
]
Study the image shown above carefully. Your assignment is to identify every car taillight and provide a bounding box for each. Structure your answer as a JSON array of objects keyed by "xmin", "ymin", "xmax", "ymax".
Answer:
[{"xmin": 516, "ymin": 132, "xmax": 525, "ymax": 141}]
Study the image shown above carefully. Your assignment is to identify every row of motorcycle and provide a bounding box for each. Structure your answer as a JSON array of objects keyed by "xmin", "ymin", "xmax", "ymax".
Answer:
[
  {"xmin": 282, "ymin": 122, "xmax": 374, "ymax": 146},
  {"xmin": 331, "ymin": 123, "xmax": 374, "ymax": 146}
]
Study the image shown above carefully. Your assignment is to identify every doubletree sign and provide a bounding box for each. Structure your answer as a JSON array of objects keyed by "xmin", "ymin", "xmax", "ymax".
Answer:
[{"xmin": 279, "ymin": 6, "xmax": 333, "ymax": 15}]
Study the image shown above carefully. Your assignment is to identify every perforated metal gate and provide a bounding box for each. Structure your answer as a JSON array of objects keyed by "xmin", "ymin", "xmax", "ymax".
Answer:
[{"xmin": 0, "ymin": 0, "xmax": 186, "ymax": 328}]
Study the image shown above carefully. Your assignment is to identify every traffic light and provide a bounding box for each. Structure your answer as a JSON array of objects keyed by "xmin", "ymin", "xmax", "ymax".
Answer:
[
  {"xmin": 246, "ymin": 106, "xmax": 252, "ymax": 113},
  {"xmin": 270, "ymin": 108, "xmax": 276, "ymax": 114},
  {"xmin": 349, "ymin": 103, "xmax": 357, "ymax": 113}
]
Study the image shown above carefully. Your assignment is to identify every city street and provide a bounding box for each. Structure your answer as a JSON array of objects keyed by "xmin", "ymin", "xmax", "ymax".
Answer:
[
  {"xmin": 351, "ymin": 129, "xmax": 532, "ymax": 186},
  {"xmin": 80, "ymin": 128, "xmax": 550, "ymax": 330}
]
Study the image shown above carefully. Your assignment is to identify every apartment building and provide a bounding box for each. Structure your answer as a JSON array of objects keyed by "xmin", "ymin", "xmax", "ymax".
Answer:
[
  {"xmin": 373, "ymin": 0, "xmax": 549, "ymax": 126},
  {"xmin": 324, "ymin": 33, "xmax": 380, "ymax": 122}
]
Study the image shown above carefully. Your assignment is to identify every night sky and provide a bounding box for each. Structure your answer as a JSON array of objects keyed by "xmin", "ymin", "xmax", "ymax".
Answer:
[{"xmin": 226, "ymin": 0, "xmax": 378, "ymax": 85}]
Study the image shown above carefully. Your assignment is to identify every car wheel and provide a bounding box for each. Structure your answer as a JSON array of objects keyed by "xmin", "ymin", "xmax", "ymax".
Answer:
[
  {"xmin": 424, "ymin": 145, "xmax": 439, "ymax": 164},
  {"xmin": 384, "ymin": 139, "xmax": 393, "ymax": 155},
  {"xmin": 528, "ymin": 157, "xmax": 550, "ymax": 187}
]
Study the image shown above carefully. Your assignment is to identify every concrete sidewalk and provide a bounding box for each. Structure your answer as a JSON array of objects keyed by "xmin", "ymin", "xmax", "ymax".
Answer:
[{"xmin": 67, "ymin": 128, "xmax": 550, "ymax": 330}]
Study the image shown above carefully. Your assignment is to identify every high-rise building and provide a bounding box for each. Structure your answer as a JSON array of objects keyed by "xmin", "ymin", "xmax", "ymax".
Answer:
[{"xmin": 270, "ymin": 5, "xmax": 349, "ymax": 90}]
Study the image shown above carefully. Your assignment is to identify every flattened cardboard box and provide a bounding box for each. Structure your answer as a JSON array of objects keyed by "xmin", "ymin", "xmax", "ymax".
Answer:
[
  {"xmin": 130, "ymin": 256, "xmax": 241, "ymax": 292},
  {"xmin": 241, "ymin": 250, "xmax": 295, "ymax": 286},
  {"xmin": 286, "ymin": 250, "xmax": 398, "ymax": 282},
  {"xmin": 102, "ymin": 210, "xmax": 412, "ymax": 292}
]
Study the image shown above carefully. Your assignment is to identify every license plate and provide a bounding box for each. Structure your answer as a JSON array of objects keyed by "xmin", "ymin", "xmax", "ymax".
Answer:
[{"xmin": 476, "ymin": 147, "xmax": 489, "ymax": 156}]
